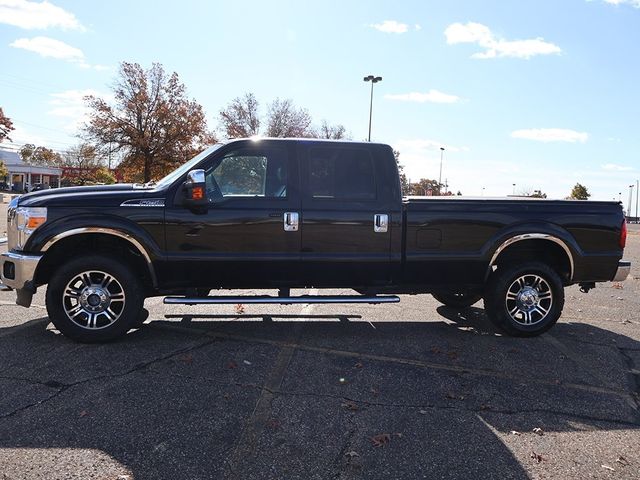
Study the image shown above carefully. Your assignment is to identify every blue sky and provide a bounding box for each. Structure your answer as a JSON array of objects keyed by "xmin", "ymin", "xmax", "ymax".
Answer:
[{"xmin": 0, "ymin": 0, "xmax": 639, "ymax": 201}]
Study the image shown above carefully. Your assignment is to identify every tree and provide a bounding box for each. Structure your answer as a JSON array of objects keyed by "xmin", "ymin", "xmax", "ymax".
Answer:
[
  {"xmin": 93, "ymin": 167, "xmax": 116, "ymax": 185},
  {"xmin": 218, "ymin": 93, "xmax": 260, "ymax": 138},
  {"xmin": 394, "ymin": 150, "xmax": 410, "ymax": 194},
  {"xmin": 569, "ymin": 183, "xmax": 590, "ymax": 200},
  {"xmin": 265, "ymin": 98, "xmax": 313, "ymax": 137},
  {"xmin": 84, "ymin": 62, "xmax": 215, "ymax": 183},
  {"xmin": 63, "ymin": 143, "xmax": 100, "ymax": 169},
  {"xmin": 530, "ymin": 190, "xmax": 547, "ymax": 198},
  {"xmin": 20, "ymin": 144, "xmax": 62, "ymax": 166},
  {"xmin": 0, "ymin": 107, "xmax": 14, "ymax": 143},
  {"xmin": 314, "ymin": 120, "xmax": 347, "ymax": 140},
  {"xmin": 409, "ymin": 178, "xmax": 443, "ymax": 196},
  {"xmin": 0, "ymin": 160, "xmax": 7, "ymax": 179}
]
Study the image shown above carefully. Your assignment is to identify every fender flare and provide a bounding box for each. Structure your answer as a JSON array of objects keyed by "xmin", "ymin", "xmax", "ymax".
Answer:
[{"xmin": 40, "ymin": 227, "xmax": 158, "ymax": 287}]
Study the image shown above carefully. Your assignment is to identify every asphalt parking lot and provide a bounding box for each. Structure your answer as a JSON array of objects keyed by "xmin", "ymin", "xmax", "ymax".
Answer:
[{"xmin": 0, "ymin": 204, "xmax": 638, "ymax": 479}]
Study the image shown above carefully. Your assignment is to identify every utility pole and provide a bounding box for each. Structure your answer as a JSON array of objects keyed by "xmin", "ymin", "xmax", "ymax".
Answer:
[
  {"xmin": 629, "ymin": 184, "xmax": 635, "ymax": 220},
  {"xmin": 438, "ymin": 147, "xmax": 445, "ymax": 195},
  {"xmin": 363, "ymin": 75, "xmax": 382, "ymax": 142},
  {"xmin": 636, "ymin": 179, "xmax": 639, "ymax": 221}
]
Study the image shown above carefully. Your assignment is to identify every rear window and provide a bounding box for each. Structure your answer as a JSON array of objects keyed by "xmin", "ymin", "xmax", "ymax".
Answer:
[{"xmin": 308, "ymin": 147, "xmax": 376, "ymax": 200}]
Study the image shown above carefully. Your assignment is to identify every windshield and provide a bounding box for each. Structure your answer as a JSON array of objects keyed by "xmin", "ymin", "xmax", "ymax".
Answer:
[{"xmin": 152, "ymin": 144, "xmax": 224, "ymax": 189}]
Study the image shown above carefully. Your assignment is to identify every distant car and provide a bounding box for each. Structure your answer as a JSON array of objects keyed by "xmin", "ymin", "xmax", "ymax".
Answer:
[{"xmin": 31, "ymin": 183, "xmax": 51, "ymax": 191}]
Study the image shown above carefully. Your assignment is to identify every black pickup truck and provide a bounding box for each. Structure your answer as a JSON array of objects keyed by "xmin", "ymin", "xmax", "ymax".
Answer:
[{"xmin": 0, "ymin": 138, "xmax": 631, "ymax": 342}]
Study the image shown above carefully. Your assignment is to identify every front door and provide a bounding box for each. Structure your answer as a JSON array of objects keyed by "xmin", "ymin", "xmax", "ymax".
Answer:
[{"xmin": 163, "ymin": 142, "xmax": 301, "ymax": 289}]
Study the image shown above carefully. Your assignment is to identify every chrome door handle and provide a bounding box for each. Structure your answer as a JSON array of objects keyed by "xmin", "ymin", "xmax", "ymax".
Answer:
[
  {"xmin": 374, "ymin": 214, "xmax": 388, "ymax": 233},
  {"xmin": 284, "ymin": 212, "xmax": 299, "ymax": 232}
]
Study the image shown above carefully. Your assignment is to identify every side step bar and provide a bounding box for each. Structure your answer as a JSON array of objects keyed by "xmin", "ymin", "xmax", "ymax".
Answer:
[{"xmin": 164, "ymin": 295, "xmax": 400, "ymax": 305}]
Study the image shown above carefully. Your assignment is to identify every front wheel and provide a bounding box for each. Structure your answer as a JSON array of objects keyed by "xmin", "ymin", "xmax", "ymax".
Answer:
[
  {"xmin": 46, "ymin": 255, "xmax": 144, "ymax": 343},
  {"xmin": 483, "ymin": 261, "xmax": 564, "ymax": 337}
]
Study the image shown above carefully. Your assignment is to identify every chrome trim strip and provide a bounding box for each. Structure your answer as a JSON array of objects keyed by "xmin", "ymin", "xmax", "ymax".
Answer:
[
  {"xmin": 164, "ymin": 295, "xmax": 401, "ymax": 305},
  {"xmin": 120, "ymin": 199, "xmax": 165, "ymax": 207},
  {"xmin": 41, "ymin": 228, "xmax": 157, "ymax": 287},
  {"xmin": 488, "ymin": 233, "xmax": 575, "ymax": 280},
  {"xmin": 612, "ymin": 261, "xmax": 631, "ymax": 282}
]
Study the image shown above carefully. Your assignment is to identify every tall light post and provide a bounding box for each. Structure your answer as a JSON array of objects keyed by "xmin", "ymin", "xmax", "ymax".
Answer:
[
  {"xmin": 438, "ymin": 147, "xmax": 445, "ymax": 195},
  {"xmin": 512, "ymin": 183, "xmax": 516, "ymax": 195},
  {"xmin": 636, "ymin": 179, "xmax": 639, "ymax": 221},
  {"xmin": 629, "ymin": 184, "xmax": 635, "ymax": 219},
  {"xmin": 363, "ymin": 75, "xmax": 382, "ymax": 142}
]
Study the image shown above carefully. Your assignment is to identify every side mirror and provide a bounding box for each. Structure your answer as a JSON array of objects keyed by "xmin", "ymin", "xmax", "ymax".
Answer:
[{"xmin": 183, "ymin": 169, "xmax": 208, "ymax": 209}]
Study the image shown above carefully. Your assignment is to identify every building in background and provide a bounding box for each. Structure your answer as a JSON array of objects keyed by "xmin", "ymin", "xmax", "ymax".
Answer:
[{"xmin": 0, "ymin": 149, "xmax": 62, "ymax": 191}]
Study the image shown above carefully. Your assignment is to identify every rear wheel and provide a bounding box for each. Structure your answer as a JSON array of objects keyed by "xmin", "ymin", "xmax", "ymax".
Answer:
[
  {"xmin": 432, "ymin": 291, "xmax": 483, "ymax": 308},
  {"xmin": 483, "ymin": 261, "xmax": 564, "ymax": 336},
  {"xmin": 46, "ymin": 255, "xmax": 144, "ymax": 343}
]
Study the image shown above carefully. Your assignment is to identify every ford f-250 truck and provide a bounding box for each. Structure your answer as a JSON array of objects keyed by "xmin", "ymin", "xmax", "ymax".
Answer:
[{"xmin": 0, "ymin": 138, "xmax": 631, "ymax": 342}]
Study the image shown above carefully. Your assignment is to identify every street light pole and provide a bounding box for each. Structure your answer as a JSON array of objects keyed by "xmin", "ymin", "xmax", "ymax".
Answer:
[
  {"xmin": 636, "ymin": 179, "xmax": 639, "ymax": 221},
  {"xmin": 512, "ymin": 183, "xmax": 516, "ymax": 195},
  {"xmin": 438, "ymin": 147, "xmax": 445, "ymax": 195},
  {"xmin": 629, "ymin": 184, "xmax": 635, "ymax": 220},
  {"xmin": 363, "ymin": 75, "xmax": 382, "ymax": 142}
]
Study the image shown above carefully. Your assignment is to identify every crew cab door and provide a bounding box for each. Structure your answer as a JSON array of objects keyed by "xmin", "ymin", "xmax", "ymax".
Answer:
[
  {"xmin": 298, "ymin": 143, "xmax": 395, "ymax": 287},
  {"xmin": 163, "ymin": 142, "xmax": 301, "ymax": 289}
]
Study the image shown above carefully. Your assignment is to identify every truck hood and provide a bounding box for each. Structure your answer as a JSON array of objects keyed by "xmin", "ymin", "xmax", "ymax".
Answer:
[{"xmin": 17, "ymin": 183, "xmax": 162, "ymax": 207}]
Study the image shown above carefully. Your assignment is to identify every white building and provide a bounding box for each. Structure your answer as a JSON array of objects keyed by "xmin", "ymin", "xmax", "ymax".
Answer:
[{"xmin": 0, "ymin": 148, "xmax": 61, "ymax": 191}]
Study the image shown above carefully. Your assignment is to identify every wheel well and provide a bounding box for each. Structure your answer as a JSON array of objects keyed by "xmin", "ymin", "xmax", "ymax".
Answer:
[
  {"xmin": 491, "ymin": 239, "xmax": 572, "ymax": 282},
  {"xmin": 35, "ymin": 233, "xmax": 154, "ymax": 292}
]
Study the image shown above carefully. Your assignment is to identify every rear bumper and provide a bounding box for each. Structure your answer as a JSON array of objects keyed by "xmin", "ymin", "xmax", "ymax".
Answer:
[
  {"xmin": 612, "ymin": 260, "xmax": 631, "ymax": 282},
  {"xmin": 0, "ymin": 250, "xmax": 43, "ymax": 307}
]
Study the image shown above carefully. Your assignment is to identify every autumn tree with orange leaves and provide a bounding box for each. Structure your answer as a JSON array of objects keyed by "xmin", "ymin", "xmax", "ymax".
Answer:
[
  {"xmin": 0, "ymin": 107, "xmax": 14, "ymax": 143},
  {"xmin": 84, "ymin": 62, "xmax": 215, "ymax": 183}
]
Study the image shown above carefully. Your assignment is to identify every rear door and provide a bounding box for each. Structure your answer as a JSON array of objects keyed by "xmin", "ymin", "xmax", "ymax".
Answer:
[{"xmin": 298, "ymin": 143, "xmax": 393, "ymax": 287}]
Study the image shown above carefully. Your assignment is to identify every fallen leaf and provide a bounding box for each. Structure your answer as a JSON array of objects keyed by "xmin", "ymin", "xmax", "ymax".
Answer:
[
  {"xmin": 616, "ymin": 456, "xmax": 629, "ymax": 466},
  {"xmin": 354, "ymin": 362, "xmax": 364, "ymax": 369},
  {"xmin": 430, "ymin": 347, "xmax": 442, "ymax": 354},
  {"xmin": 510, "ymin": 430, "xmax": 521, "ymax": 436},
  {"xmin": 530, "ymin": 452, "xmax": 545, "ymax": 463},
  {"xmin": 341, "ymin": 401, "xmax": 359, "ymax": 411},
  {"xmin": 533, "ymin": 427, "xmax": 544, "ymax": 436},
  {"xmin": 345, "ymin": 451, "xmax": 359, "ymax": 458},
  {"xmin": 227, "ymin": 360, "xmax": 238, "ymax": 369},
  {"xmin": 235, "ymin": 303, "xmax": 245, "ymax": 314},
  {"xmin": 179, "ymin": 353, "xmax": 193, "ymax": 364},
  {"xmin": 79, "ymin": 410, "xmax": 89, "ymax": 417},
  {"xmin": 371, "ymin": 433, "xmax": 391, "ymax": 447},
  {"xmin": 480, "ymin": 404, "xmax": 491, "ymax": 411},
  {"xmin": 507, "ymin": 348, "xmax": 519, "ymax": 354},
  {"xmin": 601, "ymin": 465, "xmax": 615, "ymax": 472},
  {"xmin": 612, "ymin": 283, "xmax": 624, "ymax": 289},
  {"xmin": 447, "ymin": 351, "xmax": 458, "ymax": 360}
]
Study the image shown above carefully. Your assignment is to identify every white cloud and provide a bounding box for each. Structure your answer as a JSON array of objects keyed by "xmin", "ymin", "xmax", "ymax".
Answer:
[
  {"xmin": 601, "ymin": 0, "xmax": 640, "ymax": 6},
  {"xmin": 48, "ymin": 89, "xmax": 112, "ymax": 131},
  {"xmin": 445, "ymin": 22, "xmax": 561, "ymax": 59},
  {"xmin": 7, "ymin": 124, "xmax": 47, "ymax": 146},
  {"xmin": 396, "ymin": 138, "xmax": 468, "ymax": 153},
  {"xmin": 511, "ymin": 128, "xmax": 589, "ymax": 143},
  {"xmin": 9, "ymin": 36, "xmax": 108, "ymax": 70},
  {"xmin": 385, "ymin": 90, "xmax": 461, "ymax": 104},
  {"xmin": 370, "ymin": 20, "xmax": 409, "ymax": 34},
  {"xmin": 10, "ymin": 36, "xmax": 83, "ymax": 61},
  {"xmin": 601, "ymin": 163, "xmax": 634, "ymax": 171},
  {"xmin": 0, "ymin": 0, "xmax": 84, "ymax": 30},
  {"xmin": 414, "ymin": 24, "xmax": 422, "ymax": 31}
]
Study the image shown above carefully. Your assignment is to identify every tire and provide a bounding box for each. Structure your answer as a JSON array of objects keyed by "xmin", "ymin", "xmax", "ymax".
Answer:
[
  {"xmin": 483, "ymin": 261, "xmax": 564, "ymax": 337},
  {"xmin": 432, "ymin": 291, "xmax": 483, "ymax": 308},
  {"xmin": 46, "ymin": 255, "xmax": 144, "ymax": 343}
]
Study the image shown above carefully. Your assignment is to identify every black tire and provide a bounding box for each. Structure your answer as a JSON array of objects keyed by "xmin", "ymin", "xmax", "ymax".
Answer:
[
  {"xmin": 46, "ymin": 255, "xmax": 144, "ymax": 343},
  {"xmin": 483, "ymin": 261, "xmax": 564, "ymax": 337},
  {"xmin": 432, "ymin": 291, "xmax": 483, "ymax": 308}
]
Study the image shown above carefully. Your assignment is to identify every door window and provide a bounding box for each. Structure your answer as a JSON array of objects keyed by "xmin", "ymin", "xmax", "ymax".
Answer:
[
  {"xmin": 308, "ymin": 147, "xmax": 376, "ymax": 200},
  {"xmin": 206, "ymin": 148, "xmax": 288, "ymax": 200}
]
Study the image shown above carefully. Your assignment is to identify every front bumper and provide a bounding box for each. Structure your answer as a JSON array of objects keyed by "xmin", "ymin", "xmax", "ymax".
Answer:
[
  {"xmin": 0, "ymin": 250, "xmax": 43, "ymax": 307},
  {"xmin": 613, "ymin": 260, "xmax": 631, "ymax": 282}
]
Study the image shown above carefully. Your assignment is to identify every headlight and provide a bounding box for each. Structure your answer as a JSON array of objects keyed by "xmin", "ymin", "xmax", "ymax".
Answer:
[{"xmin": 8, "ymin": 206, "xmax": 47, "ymax": 250}]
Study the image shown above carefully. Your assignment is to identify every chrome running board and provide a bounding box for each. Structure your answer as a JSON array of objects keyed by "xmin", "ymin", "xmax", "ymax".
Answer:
[{"xmin": 163, "ymin": 295, "xmax": 400, "ymax": 305}]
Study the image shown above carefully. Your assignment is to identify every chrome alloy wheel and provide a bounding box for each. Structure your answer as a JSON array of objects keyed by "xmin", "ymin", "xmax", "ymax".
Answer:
[
  {"xmin": 62, "ymin": 270, "xmax": 126, "ymax": 330},
  {"xmin": 504, "ymin": 274, "xmax": 553, "ymax": 326}
]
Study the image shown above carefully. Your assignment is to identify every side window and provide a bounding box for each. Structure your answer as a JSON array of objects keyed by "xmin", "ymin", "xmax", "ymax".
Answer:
[
  {"xmin": 206, "ymin": 148, "xmax": 288, "ymax": 199},
  {"xmin": 308, "ymin": 147, "xmax": 376, "ymax": 200}
]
